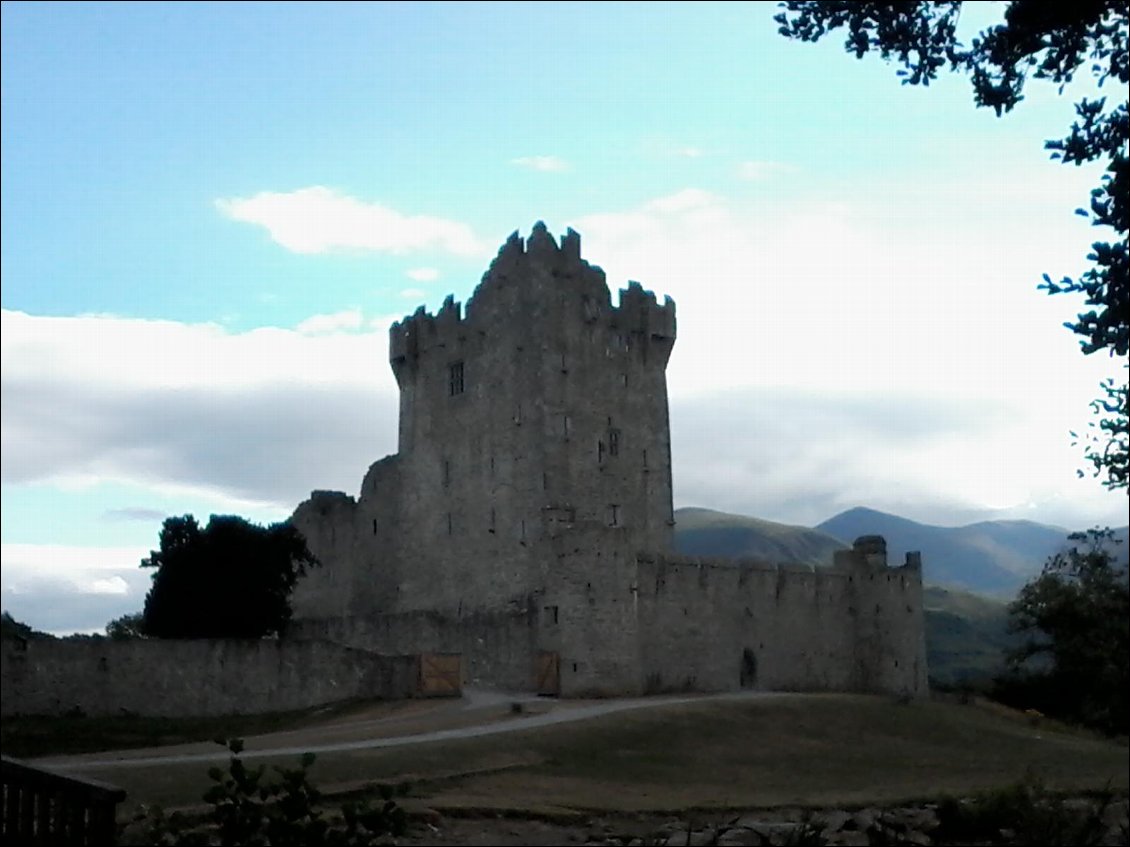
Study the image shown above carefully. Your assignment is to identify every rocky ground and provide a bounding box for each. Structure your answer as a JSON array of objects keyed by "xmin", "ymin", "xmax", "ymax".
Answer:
[{"xmin": 399, "ymin": 796, "xmax": 1130, "ymax": 846}]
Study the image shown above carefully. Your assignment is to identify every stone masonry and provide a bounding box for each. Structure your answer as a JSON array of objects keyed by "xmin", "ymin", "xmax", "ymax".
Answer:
[{"xmin": 288, "ymin": 224, "xmax": 928, "ymax": 697}]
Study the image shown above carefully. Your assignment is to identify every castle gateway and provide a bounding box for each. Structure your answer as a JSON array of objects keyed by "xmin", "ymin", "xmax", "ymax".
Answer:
[{"xmin": 289, "ymin": 224, "xmax": 928, "ymax": 698}]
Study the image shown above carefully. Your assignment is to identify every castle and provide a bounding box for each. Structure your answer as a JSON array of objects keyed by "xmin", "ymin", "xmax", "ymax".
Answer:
[{"xmin": 289, "ymin": 224, "xmax": 928, "ymax": 698}]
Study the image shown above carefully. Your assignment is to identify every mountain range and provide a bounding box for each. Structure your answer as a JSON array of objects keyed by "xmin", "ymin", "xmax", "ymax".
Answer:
[{"xmin": 674, "ymin": 505, "xmax": 1128, "ymax": 596}]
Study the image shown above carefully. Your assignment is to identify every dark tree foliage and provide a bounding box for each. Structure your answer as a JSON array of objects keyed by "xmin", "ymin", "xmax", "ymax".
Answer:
[
  {"xmin": 105, "ymin": 611, "xmax": 145, "ymax": 640},
  {"xmin": 776, "ymin": 1, "xmax": 1129, "ymax": 492},
  {"xmin": 999, "ymin": 528, "xmax": 1129, "ymax": 734},
  {"xmin": 0, "ymin": 611, "xmax": 50, "ymax": 641},
  {"xmin": 141, "ymin": 515, "xmax": 319, "ymax": 639}
]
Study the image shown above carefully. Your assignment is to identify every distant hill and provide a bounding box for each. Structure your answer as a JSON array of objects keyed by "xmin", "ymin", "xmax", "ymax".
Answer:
[
  {"xmin": 816, "ymin": 507, "xmax": 1080, "ymax": 596},
  {"xmin": 673, "ymin": 507, "xmax": 847, "ymax": 566},
  {"xmin": 922, "ymin": 585, "xmax": 1016, "ymax": 687}
]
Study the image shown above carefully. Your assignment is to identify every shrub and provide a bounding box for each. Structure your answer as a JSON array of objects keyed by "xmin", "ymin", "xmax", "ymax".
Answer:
[{"xmin": 126, "ymin": 738, "xmax": 406, "ymax": 846}]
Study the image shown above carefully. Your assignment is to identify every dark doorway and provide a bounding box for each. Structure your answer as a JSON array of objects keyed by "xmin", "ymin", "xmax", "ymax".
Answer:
[{"xmin": 740, "ymin": 648, "xmax": 758, "ymax": 689}]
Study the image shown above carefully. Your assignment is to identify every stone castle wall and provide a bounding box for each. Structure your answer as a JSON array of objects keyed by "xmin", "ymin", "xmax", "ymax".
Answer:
[
  {"xmin": 0, "ymin": 638, "xmax": 418, "ymax": 718},
  {"xmin": 636, "ymin": 543, "xmax": 927, "ymax": 697}
]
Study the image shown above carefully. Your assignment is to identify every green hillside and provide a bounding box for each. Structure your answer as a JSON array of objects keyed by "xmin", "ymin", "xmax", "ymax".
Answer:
[
  {"xmin": 923, "ymin": 585, "xmax": 1016, "ymax": 688},
  {"xmin": 673, "ymin": 506, "xmax": 847, "ymax": 565}
]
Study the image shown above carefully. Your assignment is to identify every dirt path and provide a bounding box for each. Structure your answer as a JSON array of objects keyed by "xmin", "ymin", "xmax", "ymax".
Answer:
[{"xmin": 38, "ymin": 688, "xmax": 772, "ymax": 772}]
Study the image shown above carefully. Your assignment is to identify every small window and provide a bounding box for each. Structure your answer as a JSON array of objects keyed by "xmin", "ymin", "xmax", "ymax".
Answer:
[
  {"xmin": 443, "ymin": 458, "xmax": 451, "ymax": 487},
  {"xmin": 608, "ymin": 428, "xmax": 620, "ymax": 457},
  {"xmin": 448, "ymin": 361, "xmax": 464, "ymax": 396},
  {"xmin": 447, "ymin": 513, "xmax": 453, "ymax": 535},
  {"xmin": 607, "ymin": 504, "xmax": 621, "ymax": 527},
  {"xmin": 545, "ymin": 605, "xmax": 559, "ymax": 624},
  {"xmin": 372, "ymin": 518, "xmax": 378, "ymax": 535}
]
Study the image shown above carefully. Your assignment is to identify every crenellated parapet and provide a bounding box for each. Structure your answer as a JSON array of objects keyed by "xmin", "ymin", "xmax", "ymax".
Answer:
[
  {"xmin": 389, "ymin": 296, "xmax": 465, "ymax": 386},
  {"xmin": 615, "ymin": 281, "xmax": 676, "ymax": 342},
  {"xmin": 832, "ymin": 536, "xmax": 922, "ymax": 574},
  {"xmin": 388, "ymin": 223, "xmax": 676, "ymax": 383}
]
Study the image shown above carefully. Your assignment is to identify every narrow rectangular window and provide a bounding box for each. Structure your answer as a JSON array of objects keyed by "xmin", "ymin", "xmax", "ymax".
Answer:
[
  {"xmin": 562, "ymin": 415, "xmax": 570, "ymax": 438},
  {"xmin": 608, "ymin": 504, "xmax": 620, "ymax": 527},
  {"xmin": 489, "ymin": 507, "xmax": 496, "ymax": 534},
  {"xmin": 443, "ymin": 458, "xmax": 451, "ymax": 487},
  {"xmin": 372, "ymin": 518, "xmax": 378, "ymax": 535},
  {"xmin": 449, "ymin": 361, "xmax": 464, "ymax": 396},
  {"xmin": 447, "ymin": 513, "xmax": 453, "ymax": 535},
  {"xmin": 643, "ymin": 448, "xmax": 648, "ymax": 468},
  {"xmin": 598, "ymin": 441, "xmax": 605, "ymax": 463},
  {"xmin": 608, "ymin": 428, "xmax": 620, "ymax": 457},
  {"xmin": 542, "ymin": 472, "xmax": 548, "ymax": 491}
]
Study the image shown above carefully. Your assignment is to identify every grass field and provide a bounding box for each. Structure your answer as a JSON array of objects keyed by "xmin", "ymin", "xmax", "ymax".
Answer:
[
  {"xmin": 0, "ymin": 697, "xmax": 425, "ymax": 759},
  {"xmin": 44, "ymin": 693, "xmax": 1128, "ymax": 818}
]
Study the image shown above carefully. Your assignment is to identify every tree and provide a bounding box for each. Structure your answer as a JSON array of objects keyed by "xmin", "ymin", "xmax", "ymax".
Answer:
[
  {"xmin": 140, "ymin": 514, "xmax": 319, "ymax": 639},
  {"xmin": 774, "ymin": 1, "xmax": 1129, "ymax": 492},
  {"xmin": 105, "ymin": 611, "xmax": 145, "ymax": 640},
  {"xmin": 0, "ymin": 610, "xmax": 50, "ymax": 641},
  {"xmin": 1001, "ymin": 528, "xmax": 1129, "ymax": 734}
]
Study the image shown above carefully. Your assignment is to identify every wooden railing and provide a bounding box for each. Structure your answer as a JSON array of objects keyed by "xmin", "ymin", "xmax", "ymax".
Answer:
[{"xmin": 1, "ymin": 755, "xmax": 126, "ymax": 846}]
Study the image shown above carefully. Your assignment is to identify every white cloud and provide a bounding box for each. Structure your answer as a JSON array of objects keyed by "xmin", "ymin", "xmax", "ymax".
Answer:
[
  {"xmin": 1, "ymin": 309, "xmax": 398, "ymax": 508},
  {"xmin": 2, "ymin": 544, "xmax": 147, "ymax": 593},
  {"xmin": 215, "ymin": 187, "xmax": 487, "ymax": 256},
  {"xmin": 1, "ymin": 543, "xmax": 152, "ymax": 633},
  {"xmin": 570, "ymin": 186, "xmax": 1125, "ymax": 527},
  {"xmin": 295, "ymin": 309, "xmax": 364, "ymax": 335},
  {"xmin": 736, "ymin": 160, "xmax": 792, "ymax": 180},
  {"xmin": 399, "ymin": 288, "xmax": 426, "ymax": 300},
  {"xmin": 511, "ymin": 155, "xmax": 569, "ymax": 172},
  {"xmin": 405, "ymin": 267, "xmax": 440, "ymax": 282},
  {"xmin": 679, "ymin": 147, "xmax": 704, "ymax": 158}
]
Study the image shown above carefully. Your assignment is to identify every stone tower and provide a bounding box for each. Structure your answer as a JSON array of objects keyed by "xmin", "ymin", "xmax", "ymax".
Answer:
[
  {"xmin": 291, "ymin": 223, "xmax": 679, "ymax": 693},
  {"xmin": 386, "ymin": 222, "xmax": 675, "ymax": 615}
]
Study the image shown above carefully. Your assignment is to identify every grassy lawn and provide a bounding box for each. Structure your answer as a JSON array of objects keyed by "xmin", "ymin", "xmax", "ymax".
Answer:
[
  {"xmin": 0, "ymin": 697, "xmax": 419, "ymax": 759},
  {"xmin": 53, "ymin": 694, "xmax": 1128, "ymax": 818}
]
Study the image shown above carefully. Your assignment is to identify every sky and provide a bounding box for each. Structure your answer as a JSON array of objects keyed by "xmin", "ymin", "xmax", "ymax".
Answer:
[{"xmin": 2, "ymin": 1, "xmax": 1126, "ymax": 635}]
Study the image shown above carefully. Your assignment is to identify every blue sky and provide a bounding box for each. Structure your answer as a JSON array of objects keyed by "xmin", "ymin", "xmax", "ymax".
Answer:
[{"xmin": 2, "ymin": 1, "xmax": 1125, "ymax": 634}]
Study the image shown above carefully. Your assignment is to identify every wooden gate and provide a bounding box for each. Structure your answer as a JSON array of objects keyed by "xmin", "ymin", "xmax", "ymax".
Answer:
[
  {"xmin": 417, "ymin": 653, "xmax": 462, "ymax": 697},
  {"xmin": 535, "ymin": 651, "xmax": 560, "ymax": 696}
]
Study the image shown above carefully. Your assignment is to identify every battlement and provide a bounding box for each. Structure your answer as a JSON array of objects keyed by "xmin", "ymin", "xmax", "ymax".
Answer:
[
  {"xmin": 832, "ymin": 536, "xmax": 922, "ymax": 573},
  {"xmin": 388, "ymin": 224, "xmax": 675, "ymax": 372}
]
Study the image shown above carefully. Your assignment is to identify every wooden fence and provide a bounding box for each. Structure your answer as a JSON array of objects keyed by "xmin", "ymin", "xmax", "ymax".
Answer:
[{"xmin": 1, "ymin": 755, "xmax": 126, "ymax": 846}]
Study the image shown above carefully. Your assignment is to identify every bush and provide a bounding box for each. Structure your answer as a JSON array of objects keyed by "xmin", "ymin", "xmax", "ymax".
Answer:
[
  {"xmin": 934, "ymin": 776, "xmax": 1114, "ymax": 846},
  {"xmin": 126, "ymin": 738, "xmax": 406, "ymax": 846}
]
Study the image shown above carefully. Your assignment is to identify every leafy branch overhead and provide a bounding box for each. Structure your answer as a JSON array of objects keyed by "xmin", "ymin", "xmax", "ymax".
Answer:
[{"xmin": 775, "ymin": 0, "xmax": 1129, "ymax": 491}]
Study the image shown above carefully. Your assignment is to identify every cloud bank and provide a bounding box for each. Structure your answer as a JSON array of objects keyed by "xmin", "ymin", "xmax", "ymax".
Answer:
[{"xmin": 215, "ymin": 187, "xmax": 487, "ymax": 256}]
